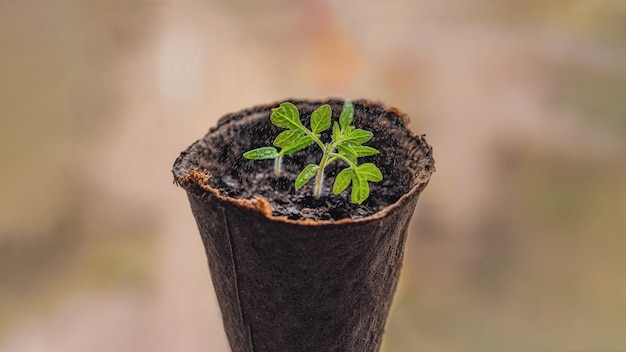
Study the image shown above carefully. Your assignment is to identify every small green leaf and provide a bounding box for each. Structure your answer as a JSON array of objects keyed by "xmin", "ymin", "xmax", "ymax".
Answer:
[
  {"xmin": 356, "ymin": 163, "xmax": 383, "ymax": 182},
  {"xmin": 344, "ymin": 129, "xmax": 373, "ymax": 144},
  {"xmin": 281, "ymin": 136, "xmax": 314, "ymax": 155},
  {"xmin": 339, "ymin": 100, "xmax": 354, "ymax": 131},
  {"xmin": 337, "ymin": 143, "xmax": 358, "ymax": 160},
  {"xmin": 274, "ymin": 129, "xmax": 305, "ymax": 148},
  {"xmin": 351, "ymin": 172, "xmax": 370, "ymax": 204},
  {"xmin": 295, "ymin": 164, "xmax": 319, "ymax": 190},
  {"xmin": 243, "ymin": 147, "xmax": 278, "ymax": 160},
  {"xmin": 270, "ymin": 102, "xmax": 303, "ymax": 129},
  {"xmin": 332, "ymin": 122, "xmax": 341, "ymax": 142},
  {"xmin": 333, "ymin": 168, "xmax": 353, "ymax": 195},
  {"xmin": 352, "ymin": 145, "xmax": 379, "ymax": 157},
  {"xmin": 311, "ymin": 104, "xmax": 332, "ymax": 133}
]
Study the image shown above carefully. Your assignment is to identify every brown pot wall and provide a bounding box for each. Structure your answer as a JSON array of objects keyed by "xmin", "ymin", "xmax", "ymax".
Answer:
[{"xmin": 173, "ymin": 99, "xmax": 434, "ymax": 352}]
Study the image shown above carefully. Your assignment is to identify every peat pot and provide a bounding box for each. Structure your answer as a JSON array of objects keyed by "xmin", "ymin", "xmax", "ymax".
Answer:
[{"xmin": 172, "ymin": 98, "xmax": 435, "ymax": 352}]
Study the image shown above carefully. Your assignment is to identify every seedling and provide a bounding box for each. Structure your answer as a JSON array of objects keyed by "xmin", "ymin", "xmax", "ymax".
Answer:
[{"xmin": 243, "ymin": 100, "xmax": 383, "ymax": 204}]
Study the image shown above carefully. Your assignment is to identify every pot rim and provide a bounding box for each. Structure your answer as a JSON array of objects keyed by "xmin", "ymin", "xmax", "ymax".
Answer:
[{"xmin": 173, "ymin": 98, "xmax": 435, "ymax": 227}]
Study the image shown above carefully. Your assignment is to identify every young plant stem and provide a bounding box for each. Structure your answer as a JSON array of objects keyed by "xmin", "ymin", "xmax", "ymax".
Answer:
[
  {"xmin": 314, "ymin": 147, "xmax": 358, "ymax": 199},
  {"xmin": 298, "ymin": 127, "xmax": 325, "ymax": 151},
  {"xmin": 328, "ymin": 152, "xmax": 357, "ymax": 169},
  {"xmin": 314, "ymin": 153, "xmax": 330, "ymax": 199},
  {"xmin": 274, "ymin": 155, "xmax": 283, "ymax": 178}
]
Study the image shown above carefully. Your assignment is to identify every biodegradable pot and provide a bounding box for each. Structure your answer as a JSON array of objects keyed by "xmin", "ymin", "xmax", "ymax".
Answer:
[{"xmin": 172, "ymin": 99, "xmax": 434, "ymax": 352}]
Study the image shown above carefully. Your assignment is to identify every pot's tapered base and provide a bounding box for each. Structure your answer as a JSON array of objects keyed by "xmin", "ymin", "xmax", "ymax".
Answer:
[{"xmin": 186, "ymin": 189, "xmax": 419, "ymax": 352}]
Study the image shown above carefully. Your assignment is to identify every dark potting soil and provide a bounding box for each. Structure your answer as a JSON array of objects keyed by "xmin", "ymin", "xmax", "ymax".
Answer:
[{"xmin": 180, "ymin": 99, "xmax": 433, "ymax": 222}]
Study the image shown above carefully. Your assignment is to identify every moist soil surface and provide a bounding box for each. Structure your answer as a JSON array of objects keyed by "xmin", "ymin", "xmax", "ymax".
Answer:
[
  {"xmin": 184, "ymin": 99, "xmax": 429, "ymax": 222},
  {"xmin": 216, "ymin": 158, "xmax": 401, "ymax": 221}
]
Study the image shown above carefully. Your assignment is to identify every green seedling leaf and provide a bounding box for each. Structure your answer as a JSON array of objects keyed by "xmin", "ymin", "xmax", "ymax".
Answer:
[
  {"xmin": 351, "ymin": 172, "xmax": 370, "ymax": 204},
  {"xmin": 339, "ymin": 100, "xmax": 354, "ymax": 131},
  {"xmin": 344, "ymin": 129, "xmax": 373, "ymax": 145},
  {"xmin": 243, "ymin": 147, "xmax": 278, "ymax": 160},
  {"xmin": 352, "ymin": 145, "xmax": 379, "ymax": 157},
  {"xmin": 274, "ymin": 129, "xmax": 305, "ymax": 148},
  {"xmin": 332, "ymin": 122, "xmax": 341, "ymax": 142},
  {"xmin": 271, "ymin": 102, "xmax": 303, "ymax": 129},
  {"xmin": 295, "ymin": 164, "xmax": 319, "ymax": 190},
  {"xmin": 281, "ymin": 135, "xmax": 314, "ymax": 155},
  {"xmin": 311, "ymin": 104, "xmax": 332, "ymax": 133},
  {"xmin": 337, "ymin": 143, "xmax": 358, "ymax": 161},
  {"xmin": 356, "ymin": 163, "xmax": 383, "ymax": 182},
  {"xmin": 333, "ymin": 168, "xmax": 353, "ymax": 195}
]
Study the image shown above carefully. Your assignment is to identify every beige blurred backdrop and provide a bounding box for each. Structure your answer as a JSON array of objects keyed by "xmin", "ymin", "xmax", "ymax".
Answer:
[{"xmin": 1, "ymin": 1, "xmax": 626, "ymax": 351}]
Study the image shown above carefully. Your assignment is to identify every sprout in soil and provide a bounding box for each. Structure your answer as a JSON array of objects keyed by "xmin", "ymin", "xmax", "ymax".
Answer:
[{"xmin": 243, "ymin": 100, "xmax": 383, "ymax": 204}]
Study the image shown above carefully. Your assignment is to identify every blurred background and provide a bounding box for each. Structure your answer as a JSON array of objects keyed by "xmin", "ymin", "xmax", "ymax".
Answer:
[{"xmin": 1, "ymin": 1, "xmax": 625, "ymax": 351}]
